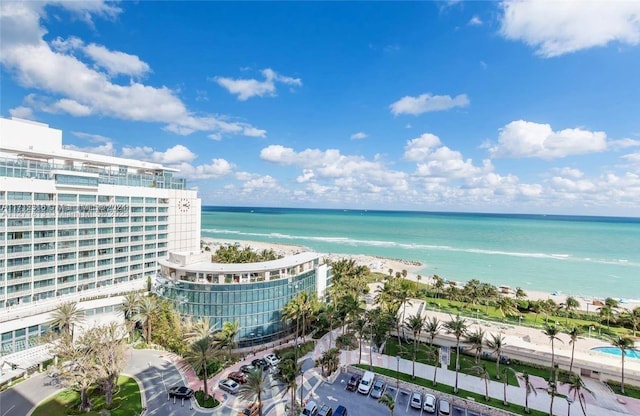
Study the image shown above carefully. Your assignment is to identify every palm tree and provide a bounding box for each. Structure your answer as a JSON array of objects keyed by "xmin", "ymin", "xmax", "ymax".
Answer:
[
  {"xmin": 444, "ymin": 315, "xmax": 468, "ymax": 393},
  {"xmin": 621, "ymin": 307, "xmax": 640, "ymax": 336},
  {"xmin": 542, "ymin": 325, "xmax": 563, "ymax": 380},
  {"xmin": 404, "ymin": 313, "xmax": 426, "ymax": 379},
  {"xmin": 501, "ymin": 367, "xmax": 517, "ymax": 406},
  {"xmin": 184, "ymin": 336, "xmax": 221, "ymax": 400},
  {"xmin": 350, "ymin": 316, "xmax": 367, "ymax": 364},
  {"xmin": 274, "ymin": 353, "xmax": 301, "ymax": 412},
  {"xmin": 466, "ymin": 327, "xmax": 485, "ymax": 364},
  {"xmin": 282, "ymin": 297, "xmax": 302, "ymax": 355},
  {"xmin": 185, "ymin": 316, "xmax": 217, "ymax": 344},
  {"xmin": 133, "ymin": 296, "xmax": 159, "ymax": 342},
  {"xmin": 515, "ymin": 287, "xmax": 527, "ymax": 300},
  {"xmin": 320, "ymin": 303, "xmax": 338, "ymax": 348},
  {"xmin": 238, "ymin": 368, "xmax": 271, "ymax": 416},
  {"xmin": 561, "ymin": 296, "xmax": 580, "ymax": 325},
  {"xmin": 215, "ymin": 320, "xmax": 240, "ymax": 357},
  {"xmin": 610, "ymin": 336, "xmax": 634, "ymax": 394},
  {"xmin": 518, "ymin": 371, "xmax": 537, "ymax": 414},
  {"xmin": 378, "ymin": 392, "xmax": 395, "ymax": 416},
  {"xmin": 485, "ymin": 332, "xmax": 506, "ymax": 378},
  {"xmin": 567, "ymin": 326, "xmax": 581, "ymax": 375},
  {"xmin": 432, "ymin": 275, "xmax": 445, "ymax": 299},
  {"xmin": 119, "ymin": 293, "xmax": 140, "ymax": 339},
  {"xmin": 495, "ymin": 296, "xmax": 518, "ymax": 320},
  {"xmin": 565, "ymin": 374, "xmax": 594, "ymax": 416},
  {"xmin": 49, "ymin": 302, "xmax": 85, "ymax": 337},
  {"xmin": 598, "ymin": 304, "xmax": 616, "ymax": 328},
  {"xmin": 424, "ymin": 316, "xmax": 441, "ymax": 348},
  {"xmin": 470, "ymin": 364, "xmax": 490, "ymax": 401}
]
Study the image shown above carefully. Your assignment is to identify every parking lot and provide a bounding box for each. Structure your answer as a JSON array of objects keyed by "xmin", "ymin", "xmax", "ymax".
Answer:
[{"xmin": 309, "ymin": 372, "xmax": 490, "ymax": 416}]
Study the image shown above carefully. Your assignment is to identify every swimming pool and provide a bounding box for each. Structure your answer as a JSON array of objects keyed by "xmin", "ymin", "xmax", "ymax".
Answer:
[{"xmin": 591, "ymin": 346, "xmax": 640, "ymax": 359}]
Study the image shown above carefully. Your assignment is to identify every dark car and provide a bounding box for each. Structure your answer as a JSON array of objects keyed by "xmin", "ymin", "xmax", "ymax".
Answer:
[
  {"xmin": 346, "ymin": 374, "xmax": 361, "ymax": 391},
  {"xmin": 168, "ymin": 385, "xmax": 194, "ymax": 399},
  {"xmin": 228, "ymin": 371, "xmax": 248, "ymax": 384},
  {"xmin": 252, "ymin": 358, "xmax": 269, "ymax": 370},
  {"xmin": 240, "ymin": 364, "xmax": 256, "ymax": 374}
]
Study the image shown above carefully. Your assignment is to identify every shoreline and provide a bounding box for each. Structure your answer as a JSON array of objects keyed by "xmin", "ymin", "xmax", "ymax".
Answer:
[{"xmin": 201, "ymin": 237, "xmax": 640, "ymax": 312}]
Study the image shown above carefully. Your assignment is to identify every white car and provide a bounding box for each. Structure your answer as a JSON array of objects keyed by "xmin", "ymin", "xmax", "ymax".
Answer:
[
  {"xmin": 218, "ymin": 378, "xmax": 239, "ymax": 394},
  {"xmin": 264, "ymin": 353, "xmax": 280, "ymax": 366},
  {"xmin": 410, "ymin": 391, "xmax": 422, "ymax": 409},
  {"xmin": 423, "ymin": 394, "xmax": 437, "ymax": 413}
]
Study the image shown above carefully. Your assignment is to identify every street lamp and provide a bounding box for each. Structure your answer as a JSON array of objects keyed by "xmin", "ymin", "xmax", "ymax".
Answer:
[
  {"xmin": 396, "ymin": 355, "xmax": 400, "ymax": 389},
  {"xmin": 566, "ymin": 396, "xmax": 574, "ymax": 416},
  {"xmin": 299, "ymin": 369, "xmax": 304, "ymax": 407},
  {"xmin": 519, "ymin": 315, "xmax": 523, "ymax": 326}
]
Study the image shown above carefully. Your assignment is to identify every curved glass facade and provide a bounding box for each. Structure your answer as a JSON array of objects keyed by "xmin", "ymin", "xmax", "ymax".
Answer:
[{"xmin": 156, "ymin": 269, "xmax": 317, "ymax": 347}]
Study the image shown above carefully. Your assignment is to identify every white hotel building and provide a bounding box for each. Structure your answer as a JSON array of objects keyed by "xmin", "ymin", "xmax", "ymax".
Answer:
[{"xmin": 0, "ymin": 117, "xmax": 200, "ymax": 370}]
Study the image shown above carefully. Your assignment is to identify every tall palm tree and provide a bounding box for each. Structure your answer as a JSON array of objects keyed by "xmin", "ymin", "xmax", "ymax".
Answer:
[
  {"xmin": 610, "ymin": 336, "xmax": 634, "ymax": 394},
  {"xmin": 320, "ymin": 303, "xmax": 338, "ymax": 348},
  {"xmin": 49, "ymin": 302, "xmax": 85, "ymax": 337},
  {"xmin": 184, "ymin": 336, "xmax": 221, "ymax": 400},
  {"xmin": 238, "ymin": 368, "xmax": 271, "ymax": 416},
  {"xmin": 282, "ymin": 297, "xmax": 301, "ymax": 356},
  {"xmin": 350, "ymin": 316, "xmax": 367, "ymax": 364},
  {"xmin": 500, "ymin": 367, "xmax": 517, "ymax": 406},
  {"xmin": 133, "ymin": 296, "xmax": 159, "ymax": 343},
  {"xmin": 542, "ymin": 325, "xmax": 563, "ymax": 381},
  {"xmin": 432, "ymin": 275, "xmax": 445, "ymax": 299},
  {"xmin": 565, "ymin": 374, "xmax": 594, "ymax": 416},
  {"xmin": 444, "ymin": 315, "xmax": 468, "ymax": 393},
  {"xmin": 518, "ymin": 371, "xmax": 537, "ymax": 414},
  {"xmin": 378, "ymin": 392, "xmax": 395, "ymax": 416},
  {"xmin": 466, "ymin": 327, "xmax": 485, "ymax": 364},
  {"xmin": 485, "ymin": 332, "xmax": 506, "ymax": 378},
  {"xmin": 567, "ymin": 326, "xmax": 581, "ymax": 375},
  {"xmin": 598, "ymin": 304, "xmax": 616, "ymax": 328},
  {"xmin": 620, "ymin": 307, "xmax": 640, "ymax": 336},
  {"xmin": 404, "ymin": 313, "xmax": 426, "ymax": 379},
  {"xmin": 185, "ymin": 316, "xmax": 216, "ymax": 344},
  {"xmin": 470, "ymin": 364, "xmax": 490, "ymax": 401},
  {"xmin": 119, "ymin": 293, "xmax": 140, "ymax": 339},
  {"xmin": 274, "ymin": 353, "xmax": 300, "ymax": 411}
]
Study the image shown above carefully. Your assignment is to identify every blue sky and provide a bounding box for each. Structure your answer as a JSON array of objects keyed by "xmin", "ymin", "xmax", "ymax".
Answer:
[{"xmin": 2, "ymin": 1, "xmax": 640, "ymax": 216}]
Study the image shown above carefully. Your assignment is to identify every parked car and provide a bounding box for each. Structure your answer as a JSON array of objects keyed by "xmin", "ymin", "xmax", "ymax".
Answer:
[
  {"xmin": 264, "ymin": 353, "xmax": 280, "ymax": 366},
  {"xmin": 334, "ymin": 406, "xmax": 348, "ymax": 416},
  {"xmin": 252, "ymin": 358, "xmax": 269, "ymax": 370},
  {"xmin": 300, "ymin": 400, "xmax": 318, "ymax": 416},
  {"xmin": 240, "ymin": 364, "xmax": 256, "ymax": 374},
  {"xmin": 168, "ymin": 385, "xmax": 194, "ymax": 399},
  {"xmin": 346, "ymin": 374, "xmax": 361, "ymax": 391},
  {"xmin": 357, "ymin": 371, "xmax": 375, "ymax": 395},
  {"xmin": 228, "ymin": 371, "xmax": 248, "ymax": 384},
  {"xmin": 410, "ymin": 391, "xmax": 422, "ymax": 409},
  {"xmin": 423, "ymin": 394, "xmax": 437, "ymax": 413},
  {"xmin": 438, "ymin": 399, "xmax": 451, "ymax": 416},
  {"xmin": 317, "ymin": 404, "xmax": 333, "ymax": 416},
  {"xmin": 219, "ymin": 378, "xmax": 239, "ymax": 394},
  {"xmin": 370, "ymin": 380, "xmax": 386, "ymax": 399},
  {"xmin": 238, "ymin": 402, "xmax": 261, "ymax": 416}
]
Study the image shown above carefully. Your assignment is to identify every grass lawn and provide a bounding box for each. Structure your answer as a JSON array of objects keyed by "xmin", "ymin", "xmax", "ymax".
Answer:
[
  {"xmin": 356, "ymin": 365, "xmax": 548, "ymax": 416},
  {"xmin": 32, "ymin": 375, "xmax": 142, "ymax": 416}
]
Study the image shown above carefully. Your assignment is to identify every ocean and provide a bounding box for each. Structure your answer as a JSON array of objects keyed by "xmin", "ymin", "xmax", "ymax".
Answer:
[{"xmin": 200, "ymin": 207, "xmax": 640, "ymax": 300}]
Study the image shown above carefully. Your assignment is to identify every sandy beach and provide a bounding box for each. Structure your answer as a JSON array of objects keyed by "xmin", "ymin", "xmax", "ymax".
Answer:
[{"xmin": 201, "ymin": 237, "xmax": 640, "ymax": 312}]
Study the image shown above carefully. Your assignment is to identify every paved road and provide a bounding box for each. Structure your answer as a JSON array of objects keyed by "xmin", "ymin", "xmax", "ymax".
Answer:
[{"xmin": 0, "ymin": 372, "xmax": 60, "ymax": 416}]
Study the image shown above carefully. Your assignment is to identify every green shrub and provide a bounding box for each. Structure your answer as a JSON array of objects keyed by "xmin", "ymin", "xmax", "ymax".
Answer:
[{"xmin": 195, "ymin": 390, "xmax": 220, "ymax": 408}]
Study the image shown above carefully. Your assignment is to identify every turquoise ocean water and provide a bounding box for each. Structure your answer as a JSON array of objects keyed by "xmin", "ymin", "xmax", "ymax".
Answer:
[{"xmin": 201, "ymin": 207, "xmax": 640, "ymax": 300}]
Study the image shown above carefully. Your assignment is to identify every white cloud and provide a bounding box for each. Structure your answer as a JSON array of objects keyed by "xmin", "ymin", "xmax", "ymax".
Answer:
[
  {"xmin": 84, "ymin": 43, "xmax": 151, "ymax": 77},
  {"xmin": 350, "ymin": 132, "xmax": 368, "ymax": 140},
  {"xmin": 0, "ymin": 1, "xmax": 264, "ymax": 138},
  {"xmin": 63, "ymin": 131, "xmax": 116, "ymax": 156},
  {"xmin": 403, "ymin": 133, "xmax": 442, "ymax": 161},
  {"xmin": 500, "ymin": 0, "xmax": 640, "ymax": 57},
  {"xmin": 468, "ymin": 16, "xmax": 483, "ymax": 26},
  {"xmin": 9, "ymin": 106, "xmax": 34, "ymax": 119},
  {"xmin": 175, "ymin": 159, "xmax": 235, "ymax": 180},
  {"xmin": 121, "ymin": 144, "xmax": 197, "ymax": 164},
  {"xmin": 390, "ymin": 93, "xmax": 470, "ymax": 116},
  {"xmin": 488, "ymin": 120, "xmax": 608, "ymax": 159},
  {"xmin": 214, "ymin": 68, "xmax": 302, "ymax": 101}
]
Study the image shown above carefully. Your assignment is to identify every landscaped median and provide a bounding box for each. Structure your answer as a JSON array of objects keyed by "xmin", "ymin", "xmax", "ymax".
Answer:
[{"xmin": 353, "ymin": 365, "xmax": 547, "ymax": 416}]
